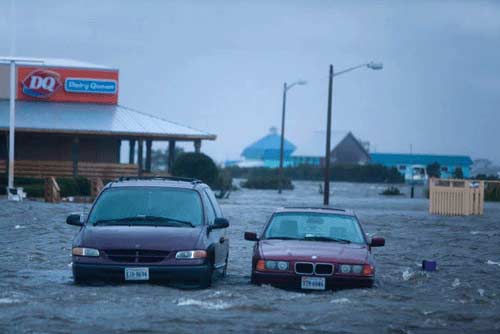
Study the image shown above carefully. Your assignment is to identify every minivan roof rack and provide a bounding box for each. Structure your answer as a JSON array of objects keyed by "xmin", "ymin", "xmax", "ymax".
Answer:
[{"xmin": 117, "ymin": 176, "xmax": 202, "ymax": 184}]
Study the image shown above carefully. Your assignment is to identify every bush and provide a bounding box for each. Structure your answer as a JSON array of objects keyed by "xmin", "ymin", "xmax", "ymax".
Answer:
[
  {"xmin": 225, "ymin": 164, "xmax": 404, "ymax": 183},
  {"xmin": 380, "ymin": 186, "xmax": 402, "ymax": 196},
  {"xmin": 56, "ymin": 177, "xmax": 91, "ymax": 197},
  {"xmin": 171, "ymin": 153, "xmax": 219, "ymax": 187},
  {"xmin": 242, "ymin": 174, "xmax": 294, "ymax": 190},
  {"xmin": 485, "ymin": 183, "xmax": 500, "ymax": 202},
  {"xmin": 0, "ymin": 174, "xmax": 91, "ymax": 198}
]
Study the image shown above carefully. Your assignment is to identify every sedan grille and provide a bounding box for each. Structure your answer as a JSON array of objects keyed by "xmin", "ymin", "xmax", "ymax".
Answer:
[
  {"xmin": 103, "ymin": 249, "xmax": 169, "ymax": 263},
  {"xmin": 315, "ymin": 263, "xmax": 334, "ymax": 276},
  {"xmin": 295, "ymin": 262, "xmax": 314, "ymax": 275}
]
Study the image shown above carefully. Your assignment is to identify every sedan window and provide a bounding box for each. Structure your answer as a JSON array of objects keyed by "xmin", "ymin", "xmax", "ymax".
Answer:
[
  {"xmin": 264, "ymin": 212, "xmax": 365, "ymax": 244},
  {"xmin": 88, "ymin": 188, "xmax": 203, "ymax": 227}
]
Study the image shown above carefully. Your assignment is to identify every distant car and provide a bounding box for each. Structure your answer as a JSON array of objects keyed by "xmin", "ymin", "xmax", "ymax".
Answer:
[
  {"xmin": 244, "ymin": 207, "xmax": 385, "ymax": 290},
  {"xmin": 67, "ymin": 177, "xmax": 229, "ymax": 288}
]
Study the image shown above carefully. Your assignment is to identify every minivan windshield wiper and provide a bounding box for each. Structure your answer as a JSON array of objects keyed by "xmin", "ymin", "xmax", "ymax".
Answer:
[
  {"xmin": 303, "ymin": 235, "xmax": 351, "ymax": 244},
  {"xmin": 265, "ymin": 236, "xmax": 302, "ymax": 240},
  {"xmin": 93, "ymin": 216, "xmax": 195, "ymax": 227}
]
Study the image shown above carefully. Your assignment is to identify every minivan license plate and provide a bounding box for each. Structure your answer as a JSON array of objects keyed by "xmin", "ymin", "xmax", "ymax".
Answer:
[
  {"xmin": 301, "ymin": 276, "xmax": 326, "ymax": 290},
  {"xmin": 125, "ymin": 267, "xmax": 149, "ymax": 281}
]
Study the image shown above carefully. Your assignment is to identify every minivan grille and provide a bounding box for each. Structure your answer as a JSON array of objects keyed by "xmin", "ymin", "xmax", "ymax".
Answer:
[
  {"xmin": 295, "ymin": 262, "xmax": 314, "ymax": 275},
  {"xmin": 103, "ymin": 249, "xmax": 169, "ymax": 263}
]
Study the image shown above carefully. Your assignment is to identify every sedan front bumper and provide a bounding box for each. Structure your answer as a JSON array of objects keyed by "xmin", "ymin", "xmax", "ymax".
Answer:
[
  {"xmin": 72, "ymin": 262, "xmax": 212, "ymax": 288},
  {"xmin": 252, "ymin": 271, "xmax": 374, "ymax": 289}
]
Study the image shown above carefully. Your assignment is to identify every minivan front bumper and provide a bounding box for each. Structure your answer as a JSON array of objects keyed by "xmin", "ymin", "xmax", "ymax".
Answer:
[{"xmin": 72, "ymin": 262, "xmax": 212, "ymax": 288}]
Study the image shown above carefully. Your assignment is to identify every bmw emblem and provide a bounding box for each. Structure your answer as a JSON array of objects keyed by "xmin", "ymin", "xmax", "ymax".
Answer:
[{"xmin": 312, "ymin": 255, "xmax": 318, "ymax": 260}]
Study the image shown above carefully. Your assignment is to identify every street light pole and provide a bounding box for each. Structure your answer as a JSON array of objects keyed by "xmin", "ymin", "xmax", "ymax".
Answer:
[
  {"xmin": 278, "ymin": 82, "xmax": 287, "ymax": 194},
  {"xmin": 322, "ymin": 61, "xmax": 383, "ymax": 205},
  {"xmin": 278, "ymin": 80, "xmax": 307, "ymax": 194},
  {"xmin": 323, "ymin": 65, "xmax": 334, "ymax": 205}
]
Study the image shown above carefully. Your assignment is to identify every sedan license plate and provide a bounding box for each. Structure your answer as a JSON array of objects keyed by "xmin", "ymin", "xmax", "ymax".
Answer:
[
  {"xmin": 301, "ymin": 276, "xmax": 326, "ymax": 290},
  {"xmin": 125, "ymin": 267, "xmax": 149, "ymax": 281}
]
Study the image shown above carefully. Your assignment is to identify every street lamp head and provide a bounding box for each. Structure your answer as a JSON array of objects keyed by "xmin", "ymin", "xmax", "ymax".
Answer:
[
  {"xmin": 367, "ymin": 62, "xmax": 383, "ymax": 70},
  {"xmin": 297, "ymin": 80, "xmax": 307, "ymax": 85}
]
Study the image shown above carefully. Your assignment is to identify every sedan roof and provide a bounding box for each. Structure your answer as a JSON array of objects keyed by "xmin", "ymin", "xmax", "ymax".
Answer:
[{"xmin": 276, "ymin": 207, "xmax": 356, "ymax": 217}]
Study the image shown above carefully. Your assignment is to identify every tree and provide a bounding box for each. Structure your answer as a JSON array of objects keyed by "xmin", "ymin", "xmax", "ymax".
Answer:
[
  {"xmin": 171, "ymin": 153, "xmax": 219, "ymax": 187},
  {"xmin": 453, "ymin": 167, "xmax": 464, "ymax": 179},
  {"xmin": 427, "ymin": 162, "xmax": 441, "ymax": 178}
]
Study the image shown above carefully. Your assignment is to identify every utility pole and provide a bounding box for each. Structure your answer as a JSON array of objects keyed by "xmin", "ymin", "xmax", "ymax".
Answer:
[
  {"xmin": 323, "ymin": 65, "xmax": 334, "ymax": 205},
  {"xmin": 278, "ymin": 82, "xmax": 287, "ymax": 194}
]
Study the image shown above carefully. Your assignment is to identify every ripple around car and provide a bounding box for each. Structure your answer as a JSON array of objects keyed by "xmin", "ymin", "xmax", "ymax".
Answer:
[
  {"xmin": 66, "ymin": 177, "xmax": 230, "ymax": 289},
  {"xmin": 244, "ymin": 207, "xmax": 385, "ymax": 290}
]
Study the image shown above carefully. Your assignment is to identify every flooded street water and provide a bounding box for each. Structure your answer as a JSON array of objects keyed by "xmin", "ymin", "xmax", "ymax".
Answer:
[{"xmin": 1, "ymin": 181, "xmax": 500, "ymax": 334}]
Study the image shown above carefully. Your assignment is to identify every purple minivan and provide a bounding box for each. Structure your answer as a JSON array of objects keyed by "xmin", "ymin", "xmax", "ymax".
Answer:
[{"xmin": 66, "ymin": 177, "xmax": 229, "ymax": 288}]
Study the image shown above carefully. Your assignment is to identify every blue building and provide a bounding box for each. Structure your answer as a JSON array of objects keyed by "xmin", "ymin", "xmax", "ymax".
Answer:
[
  {"xmin": 370, "ymin": 153, "xmax": 473, "ymax": 180},
  {"xmin": 241, "ymin": 127, "xmax": 296, "ymax": 168}
]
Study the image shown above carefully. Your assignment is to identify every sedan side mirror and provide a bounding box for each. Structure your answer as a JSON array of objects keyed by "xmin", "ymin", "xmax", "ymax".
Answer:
[
  {"xmin": 66, "ymin": 213, "xmax": 84, "ymax": 226},
  {"xmin": 208, "ymin": 218, "xmax": 229, "ymax": 233},
  {"xmin": 370, "ymin": 237, "xmax": 385, "ymax": 247},
  {"xmin": 244, "ymin": 232, "xmax": 259, "ymax": 241}
]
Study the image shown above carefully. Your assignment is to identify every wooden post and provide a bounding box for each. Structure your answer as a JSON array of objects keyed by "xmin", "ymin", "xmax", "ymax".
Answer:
[
  {"xmin": 137, "ymin": 139, "xmax": 144, "ymax": 176},
  {"xmin": 44, "ymin": 177, "xmax": 61, "ymax": 203},
  {"xmin": 194, "ymin": 139, "xmax": 201, "ymax": 154},
  {"xmin": 129, "ymin": 139, "xmax": 136, "ymax": 164},
  {"xmin": 90, "ymin": 177, "xmax": 104, "ymax": 199},
  {"xmin": 168, "ymin": 140, "xmax": 176, "ymax": 173},
  {"xmin": 145, "ymin": 140, "xmax": 152, "ymax": 173},
  {"xmin": 72, "ymin": 137, "xmax": 79, "ymax": 177}
]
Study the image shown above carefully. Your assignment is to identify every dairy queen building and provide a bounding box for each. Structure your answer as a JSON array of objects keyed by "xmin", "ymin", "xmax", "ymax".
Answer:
[{"xmin": 0, "ymin": 57, "xmax": 216, "ymax": 182}]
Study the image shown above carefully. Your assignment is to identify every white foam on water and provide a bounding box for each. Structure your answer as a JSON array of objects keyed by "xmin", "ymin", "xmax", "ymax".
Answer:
[
  {"xmin": 330, "ymin": 297, "xmax": 350, "ymax": 304},
  {"xmin": 175, "ymin": 298, "xmax": 231, "ymax": 310},
  {"xmin": 14, "ymin": 225, "xmax": 23, "ymax": 229},
  {"xmin": 402, "ymin": 269, "xmax": 414, "ymax": 281},
  {"xmin": 452, "ymin": 278, "xmax": 460, "ymax": 288},
  {"xmin": 478, "ymin": 289, "xmax": 485, "ymax": 297},
  {"xmin": 0, "ymin": 298, "xmax": 20, "ymax": 304},
  {"xmin": 486, "ymin": 260, "xmax": 500, "ymax": 267}
]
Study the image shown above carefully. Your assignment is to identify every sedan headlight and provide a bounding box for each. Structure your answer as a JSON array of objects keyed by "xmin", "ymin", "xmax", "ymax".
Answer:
[
  {"xmin": 72, "ymin": 247, "xmax": 100, "ymax": 257},
  {"xmin": 257, "ymin": 260, "xmax": 290, "ymax": 271},
  {"xmin": 338, "ymin": 264, "xmax": 374, "ymax": 276},
  {"xmin": 175, "ymin": 250, "xmax": 207, "ymax": 259}
]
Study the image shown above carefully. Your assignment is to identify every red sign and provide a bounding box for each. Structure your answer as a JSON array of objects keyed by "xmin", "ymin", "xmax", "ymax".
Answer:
[{"xmin": 17, "ymin": 66, "xmax": 119, "ymax": 104}]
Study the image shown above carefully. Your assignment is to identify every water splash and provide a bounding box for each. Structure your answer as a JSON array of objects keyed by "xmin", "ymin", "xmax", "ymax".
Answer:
[{"xmin": 175, "ymin": 298, "xmax": 231, "ymax": 310}]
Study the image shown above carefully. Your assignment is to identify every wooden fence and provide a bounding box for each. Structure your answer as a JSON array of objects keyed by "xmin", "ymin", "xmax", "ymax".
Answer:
[
  {"xmin": 429, "ymin": 178, "xmax": 484, "ymax": 216},
  {"xmin": 0, "ymin": 160, "xmax": 138, "ymax": 179}
]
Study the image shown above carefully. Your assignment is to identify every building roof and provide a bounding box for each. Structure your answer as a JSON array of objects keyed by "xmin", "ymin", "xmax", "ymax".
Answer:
[
  {"xmin": 370, "ymin": 153, "xmax": 473, "ymax": 167},
  {"xmin": 292, "ymin": 131, "xmax": 348, "ymax": 157},
  {"xmin": 0, "ymin": 101, "xmax": 215, "ymax": 140},
  {"xmin": 0, "ymin": 57, "xmax": 116, "ymax": 71},
  {"xmin": 242, "ymin": 127, "xmax": 296, "ymax": 160}
]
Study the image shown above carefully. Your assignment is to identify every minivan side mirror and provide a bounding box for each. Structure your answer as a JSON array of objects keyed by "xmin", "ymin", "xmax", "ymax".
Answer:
[
  {"xmin": 208, "ymin": 218, "xmax": 229, "ymax": 233},
  {"xmin": 66, "ymin": 213, "xmax": 84, "ymax": 226},
  {"xmin": 370, "ymin": 237, "xmax": 385, "ymax": 247},
  {"xmin": 244, "ymin": 232, "xmax": 259, "ymax": 241}
]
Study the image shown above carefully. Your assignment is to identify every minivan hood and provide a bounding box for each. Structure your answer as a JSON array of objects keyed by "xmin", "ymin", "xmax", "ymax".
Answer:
[
  {"xmin": 79, "ymin": 225, "xmax": 202, "ymax": 251},
  {"xmin": 260, "ymin": 239, "xmax": 369, "ymax": 263}
]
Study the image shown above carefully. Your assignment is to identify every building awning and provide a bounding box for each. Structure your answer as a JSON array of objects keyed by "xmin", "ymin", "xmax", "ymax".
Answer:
[{"xmin": 0, "ymin": 101, "xmax": 216, "ymax": 141}]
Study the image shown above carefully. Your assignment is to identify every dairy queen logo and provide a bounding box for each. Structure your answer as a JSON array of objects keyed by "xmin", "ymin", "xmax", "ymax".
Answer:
[{"xmin": 21, "ymin": 69, "xmax": 62, "ymax": 98}]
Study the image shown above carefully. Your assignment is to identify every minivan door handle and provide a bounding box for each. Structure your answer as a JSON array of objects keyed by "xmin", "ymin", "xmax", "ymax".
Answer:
[{"xmin": 219, "ymin": 237, "xmax": 225, "ymax": 244}]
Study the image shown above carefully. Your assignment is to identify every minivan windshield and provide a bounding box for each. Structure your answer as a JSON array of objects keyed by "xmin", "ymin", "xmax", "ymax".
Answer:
[
  {"xmin": 264, "ymin": 212, "xmax": 365, "ymax": 244},
  {"xmin": 88, "ymin": 188, "xmax": 203, "ymax": 227}
]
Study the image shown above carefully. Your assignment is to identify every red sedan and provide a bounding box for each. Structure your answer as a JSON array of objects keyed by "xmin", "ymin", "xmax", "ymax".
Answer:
[{"xmin": 244, "ymin": 207, "xmax": 385, "ymax": 290}]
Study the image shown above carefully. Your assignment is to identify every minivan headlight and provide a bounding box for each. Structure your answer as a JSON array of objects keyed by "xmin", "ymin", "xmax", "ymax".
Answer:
[
  {"xmin": 175, "ymin": 250, "xmax": 207, "ymax": 259},
  {"xmin": 72, "ymin": 247, "xmax": 100, "ymax": 257}
]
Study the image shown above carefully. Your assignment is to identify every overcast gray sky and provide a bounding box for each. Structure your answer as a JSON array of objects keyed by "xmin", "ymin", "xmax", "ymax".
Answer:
[{"xmin": 1, "ymin": 0, "xmax": 499, "ymax": 163}]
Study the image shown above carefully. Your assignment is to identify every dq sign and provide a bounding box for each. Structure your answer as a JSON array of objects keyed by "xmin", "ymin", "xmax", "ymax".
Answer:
[
  {"xmin": 21, "ymin": 69, "xmax": 62, "ymax": 98},
  {"xmin": 17, "ymin": 66, "xmax": 119, "ymax": 104}
]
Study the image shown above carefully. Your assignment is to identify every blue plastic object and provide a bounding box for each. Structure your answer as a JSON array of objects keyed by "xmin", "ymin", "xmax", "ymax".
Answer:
[{"xmin": 422, "ymin": 260, "xmax": 437, "ymax": 272}]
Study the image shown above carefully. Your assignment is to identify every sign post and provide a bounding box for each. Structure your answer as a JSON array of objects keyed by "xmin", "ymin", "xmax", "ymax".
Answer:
[{"xmin": 8, "ymin": 60, "xmax": 15, "ymax": 191}]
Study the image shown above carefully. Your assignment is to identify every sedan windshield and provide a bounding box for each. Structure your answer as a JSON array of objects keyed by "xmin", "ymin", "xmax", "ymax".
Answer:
[
  {"xmin": 263, "ymin": 212, "xmax": 365, "ymax": 244},
  {"xmin": 88, "ymin": 188, "xmax": 203, "ymax": 227}
]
